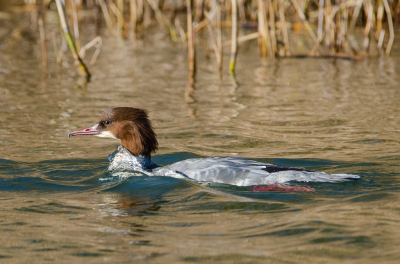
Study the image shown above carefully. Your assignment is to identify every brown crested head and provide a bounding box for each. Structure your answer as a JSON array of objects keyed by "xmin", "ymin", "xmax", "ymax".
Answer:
[
  {"xmin": 68, "ymin": 107, "xmax": 158, "ymax": 157},
  {"xmin": 98, "ymin": 107, "xmax": 158, "ymax": 157}
]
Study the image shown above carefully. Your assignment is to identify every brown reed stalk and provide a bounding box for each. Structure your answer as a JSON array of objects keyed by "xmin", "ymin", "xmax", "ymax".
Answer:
[
  {"xmin": 136, "ymin": 0, "xmax": 144, "ymax": 35},
  {"xmin": 278, "ymin": 0, "xmax": 290, "ymax": 55},
  {"xmin": 130, "ymin": 0, "xmax": 137, "ymax": 34},
  {"xmin": 108, "ymin": 1, "xmax": 118, "ymax": 28},
  {"xmin": 264, "ymin": 1, "xmax": 273, "ymax": 57},
  {"xmin": 376, "ymin": 0, "xmax": 384, "ymax": 38},
  {"xmin": 86, "ymin": 0, "xmax": 94, "ymax": 8},
  {"xmin": 363, "ymin": 0, "xmax": 373, "ymax": 52},
  {"xmin": 342, "ymin": 4, "xmax": 348, "ymax": 47},
  {"xmin": 222, "ymin": 32, "xmax": 259, "ymax": 47},
  {"xmin": 382, "ymin": 0, "xmax": 394, "ymax": 55},
  {"xmin": 99, "ymin": 0, "xmax": 114, "ymax": 34},
  {"xmin": 27, "ymin": 0, "xmax": 399, "ymax": 82},
  {"xmin": 169, "ymin": 0, "xmax": 176, "ymax": 29},
  {"xmin": 79, "ymin": 36, "xmax": 103, "ymax": 65},
  {"xmin": 195, "ymin": 0, "xmax": 204, "ymax": 22},
  {"xmin": 377, "ymin": 29, "xmax": 385, "ymax": 54},
  {"xmin": 117, "ymin": 0, "xmax": 124, "ymax": 37},
  {"xmin": 175, "ymin": 17, "xmax": 187, "ymax": 47},
  {"xmin": 71, "ymin": 0, "xmax": 80, "ymax": 50},
  {"xmin": 325, "ymin": 5, "xmax": 338, "ymax": 51},
  {"xmin": 291, "ymin": 0, "xmax": 319, "ymax": 53},
  {"xmin": 187, "ymin": 0, "xmax": 195, "ymax": 76},
  {"xmin": 335, "ymin": 2, "xmax": 341, "ymax": 52},
  {"xmin": 55, "ymin": 0, "xmax": 90, "ymax": 80},
  {"xmin": 147, "ymin": 0, "xmax": 176, "ymax": 40},
  {"xmin": 395, "ymin": 1, "xmax": 400, "ymax": 25},
  {"xmin": 268, "ymin": 0, "xmax": 277, "ymax": 55},
  {"xmin": 317, "ymin": 0, "xmax": 324, "ymax": 41},
  {"xmin": 329, "ymin": 7, "xmax": 337, "ymax": 51},
  {"xmin": 350, "ymin": 0, "xmax": 363, "ymax": 31},
  {"xmin": 237, "ymin": 0, "xmax": 245, "ymax": 20},
  {"xmin": 229, "ymin": 0, "xmax": 238, "ymax": 75},
  {"xmin": 110, "ymin": 2, "xmax": 129, "ymax": 31},
  {"xmin": 257, "ymin": 0, "xmax": 268, "ymax": 56},
  {"xmin": 325, "ymin": 0, "xmax": 331, "ymax": 48}
]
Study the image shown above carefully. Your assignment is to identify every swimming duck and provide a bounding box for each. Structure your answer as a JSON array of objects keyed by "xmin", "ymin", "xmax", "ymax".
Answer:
[{"xmin": 68, "ymin": 107, "xmax": 360, "ymax": 186}]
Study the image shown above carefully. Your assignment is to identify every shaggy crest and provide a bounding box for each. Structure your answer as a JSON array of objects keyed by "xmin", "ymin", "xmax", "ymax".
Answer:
[{"xmin": 98, "ymin": 107, "xmax": 158, "ymax": 157}]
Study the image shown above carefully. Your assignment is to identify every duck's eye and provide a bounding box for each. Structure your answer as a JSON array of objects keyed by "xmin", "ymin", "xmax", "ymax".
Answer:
[{"xmin": 104, "ymin": 120, "xmax": 111, "ymax": 125}]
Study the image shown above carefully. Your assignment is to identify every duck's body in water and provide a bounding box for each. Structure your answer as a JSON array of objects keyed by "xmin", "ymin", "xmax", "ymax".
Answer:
[{"xmin": 68, "ymin": 107, "xmax": 360, "ymax": 190}]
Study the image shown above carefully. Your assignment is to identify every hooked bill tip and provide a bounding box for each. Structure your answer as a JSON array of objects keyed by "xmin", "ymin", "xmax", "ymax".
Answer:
[{"xmin": 68, "ymin": 133, "xmax": 73, "ymax": 138}]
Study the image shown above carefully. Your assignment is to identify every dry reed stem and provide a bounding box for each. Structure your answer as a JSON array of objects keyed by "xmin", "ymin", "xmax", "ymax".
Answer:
[
  {"xmin": 109, "ymin": 3, "xmax": 129, "ymax": 31},
  {"xmin": 55, "ymin": 0, "xmax": 90, "ymax": 79},
  {"xmin": 175, "ymin": 17, "xmax": 187, "ymax": 47},
  {"xmin": 117, "ymin": 0, "xmax": 124, "ymax": 37},
  {"xmin": 263, "ymin": 1, "xmax": 273, "ymax": 58},
  {"xmin": 237, "ymin": 0, "xmax": 245, "ymax": 20},
  {"xmin": 222, "ymin": 32, "xmax": 259, "ymax": 47},
  {"xmin": 185, "ymin": 19, "xmax": 207, "ymax": 38},
  {"xmin": 78, "ymin": 36, "xmax": 102, "ymax": 65},
  {"xmin": 377, "ymin": 0, "xmax": 384, "ymax": 37},
  {"xmin": 130, "ymin": 0, "xmax": 137, "ymax": 34},
  {"xmin": 257, "ymin": 0, "xmax": 268, "ymax": 56},
  {"xmin": 136, "ymin": 0, "xmax": 144, "ymax": 33},
  {"xmin": 325, "ymin": 0, "xmax": 331, "ymax": 47},
  {"xmin": 382, "ymin": 0, "xmax": 394, "ymax": 54},
  {"xmin": 268, "ymin": 0, "xmax": 277, "ymax": 55},
  {"xmin": 395, "ymin": 1, "xmax": 400, "ymax": 24},
  {"xmin": 108, "ymin": 2, "xmax": 118, "ymax": 29},
  {"xmin": 229, "ymin": 0, "xmax": 238, "ymax": 75},
  {"xmin": 349, "ymin": 0, "xmax": 363, "ymax": 31},
  {"xmin": 377, "ymin": 29, "xmax": 385, "ymax": 53},
  {"xmin": 279, "ymin": 0, "xmax": 290, "ymax": 55},
  {"xmin": 290, "ymin": 0, "xmax": 319, "ymax": 53},
  {"xmin": 99, "ymin": 0, "xmax": 114, "ymax": 35},
  {"xmin": 363, "ymin": 0, "xmax": 373, "ymax": 51},
  {"xmin": 169, "ymin": 0, "xmax": 177, "ymax": 31},
  {"xmin": 195, "ymin": 0, "xmax": 204, "ymax": 22},
  {"xmin": 71, "ymin": 0, "xmax": 80, "ymax": 51},
  {"xmin": 342, "ymin": 5, "xmax": 348, "ymax": 47},
  {"xmin": 147, "ymin": 0, "xmax": 176, "ymax": 40},
  {"xmin": 329, "ymin": 6, "xmax": 337, "ymax": 50},
  {"xmin": 31, "ymin": 0, "xmax": 399, "ymax": 80},
  {"xmin": 346, "ymin": 36, "xmax": 361, "ymax": 54},
  {"xmin": 317, "ymin": 0, "xmax": 324, "ymax": 41},
  {"xmin": 335, "ymin": 3, "xmax": 341, "ymax": 51}
]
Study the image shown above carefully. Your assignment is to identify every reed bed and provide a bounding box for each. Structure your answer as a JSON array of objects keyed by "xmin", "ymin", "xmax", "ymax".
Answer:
[{"xmin": 26, "ymin": 0, "xmax": 399, "ymax": 79}]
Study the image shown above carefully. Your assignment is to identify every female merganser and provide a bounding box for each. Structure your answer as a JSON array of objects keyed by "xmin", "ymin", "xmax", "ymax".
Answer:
[{"xmin": 68, "ymin": 107, "xmax": 360, "ymax": 186}]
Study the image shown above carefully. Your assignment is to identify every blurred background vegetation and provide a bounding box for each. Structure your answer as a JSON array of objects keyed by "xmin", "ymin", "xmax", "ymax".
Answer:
[{"xmin": 1, "ymin": 0, "xmax": 399, "ymax": 80}]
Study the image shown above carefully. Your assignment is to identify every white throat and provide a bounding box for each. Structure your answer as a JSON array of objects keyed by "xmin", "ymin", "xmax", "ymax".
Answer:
[{"xmin": 95, "ymin": 130, "xmax": 118, "ymax": 139}]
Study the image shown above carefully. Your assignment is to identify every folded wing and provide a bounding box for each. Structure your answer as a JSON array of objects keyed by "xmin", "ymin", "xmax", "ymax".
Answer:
[{"xmin": 163, "ymin": 156, "xmax": 360, "ymax": 186}]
